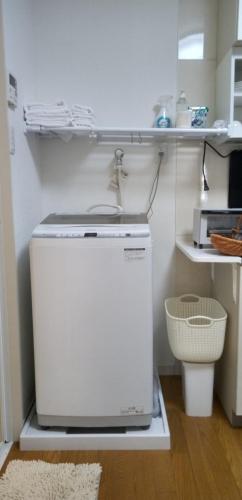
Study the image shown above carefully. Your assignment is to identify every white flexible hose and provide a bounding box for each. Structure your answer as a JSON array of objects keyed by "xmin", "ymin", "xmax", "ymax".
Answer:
[
  {"xmin": 87, "ymin": 152, "xmax": 127, "ymax": 215},
  {"xmin": 117, "ymin": 167, "xmax": 123, "ymax": 210},
  {"xmin": 87, "ymin": 204, "xmax": 124, "ymax": 215}
]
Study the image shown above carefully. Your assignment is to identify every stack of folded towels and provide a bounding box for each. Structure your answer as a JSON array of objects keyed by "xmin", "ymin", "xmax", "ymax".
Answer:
[
  {"xmin": 71, "ymin": 105, "xmax": 95, "ymax": 128},
  {"xmin": 24, "ymin": 102, "xmax": 96, "ymax": 129},
  {"xmin": 24, "ymin": 101, "xmax": 72, "ymax": 128}
]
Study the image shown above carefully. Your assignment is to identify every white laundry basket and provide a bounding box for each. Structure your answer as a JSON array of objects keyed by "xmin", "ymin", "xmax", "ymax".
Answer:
[
  {"xmin": 165, "ymin": 294, "xmax": 227, "ymax": 416},
  {"xmin": 165, "ymin": 294, "xmax": 227, "ymax": 363}
]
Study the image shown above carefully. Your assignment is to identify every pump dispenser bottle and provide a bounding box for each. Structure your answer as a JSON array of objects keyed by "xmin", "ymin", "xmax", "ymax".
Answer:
[{"xmin": 175, "ymin": 91, "xmax": 192, "ymax": 128}]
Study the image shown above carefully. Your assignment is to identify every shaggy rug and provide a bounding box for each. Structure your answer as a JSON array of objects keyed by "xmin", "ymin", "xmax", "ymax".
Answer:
[{"xmin": 0, "ymin": 459, "xmax": 102, "ymax": 499}]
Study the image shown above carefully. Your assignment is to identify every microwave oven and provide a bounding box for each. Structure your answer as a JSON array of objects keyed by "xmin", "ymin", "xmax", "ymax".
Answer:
[{"xmin": 193, "ymin": 208, "xmax": 242, "ymax": 247}]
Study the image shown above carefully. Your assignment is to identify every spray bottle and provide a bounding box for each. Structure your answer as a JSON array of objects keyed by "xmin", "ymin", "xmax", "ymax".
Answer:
[{"xmin": 153, "ymin": 95, "xmax": 172, "ymax": 128}]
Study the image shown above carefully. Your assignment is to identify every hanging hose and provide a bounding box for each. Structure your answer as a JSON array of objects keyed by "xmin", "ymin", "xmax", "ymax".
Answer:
[
  {"xmin": 113, "ymin": 148, "xmax": 127, "ymax": 212},
  {"xmin": 86, "ymin": 149, "xmax": 127, "ymax": 215},
  {"xmin": 87, "ymin": 204, "xmax": 124, "ymax": 215}
]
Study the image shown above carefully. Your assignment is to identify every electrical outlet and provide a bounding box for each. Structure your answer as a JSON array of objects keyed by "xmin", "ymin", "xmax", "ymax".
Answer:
[
  {"xmin": 159, "ymin": 143, "xmax": 168, "ymax": 156},
  {"xmin": 158, "ymin": 143, "xmax": 168, "ymax": 163}
]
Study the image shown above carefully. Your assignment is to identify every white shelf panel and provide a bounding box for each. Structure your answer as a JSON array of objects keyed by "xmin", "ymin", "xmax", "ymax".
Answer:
[
  {"xmin": 176, "ymin": 236, "xmax": 242, "ymax": 263},
  {"xmin": 25, "ymin": 125, "xmax": 228, "ymax": 142}
]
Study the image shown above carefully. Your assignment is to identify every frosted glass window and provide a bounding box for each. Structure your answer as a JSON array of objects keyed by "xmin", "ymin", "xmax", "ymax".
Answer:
[{"xmin": 178, "ymin": 33, "xmax": 204, "ymax": 60}]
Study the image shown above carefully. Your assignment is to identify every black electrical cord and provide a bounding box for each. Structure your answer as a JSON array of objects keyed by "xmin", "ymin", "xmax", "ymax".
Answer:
[
  {"xmin": 205, "ymin": 140, "xmax": 231, "ymax": 159},
  {"xmin": 202, "ymin": 141, "xmax": 209, "ymax": 191},
  {"xmin": 202, "ymin": 140, "xmax": 232, "ymax": 191}
]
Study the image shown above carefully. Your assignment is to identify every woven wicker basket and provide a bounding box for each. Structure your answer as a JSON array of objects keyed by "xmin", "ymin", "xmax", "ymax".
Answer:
[
  {"xmin": 210, "ymin": 233, "xmax": 242, "ymax": 256},
  {"xmin": 210, "ymin": 215, "xmax": 242, "ymax": 257}
]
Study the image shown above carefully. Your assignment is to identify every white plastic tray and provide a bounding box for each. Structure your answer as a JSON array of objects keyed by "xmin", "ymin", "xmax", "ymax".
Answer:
[{"xmin": 20, "ymin": 382, "xmax": 170, "ymax": 450}]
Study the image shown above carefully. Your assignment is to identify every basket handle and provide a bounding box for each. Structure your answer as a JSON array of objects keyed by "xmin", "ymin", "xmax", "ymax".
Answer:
[
  {"xmin": 185, "ymin": 315, "xmax": 214, "ymax": 327},
  {"xmin": 179, "ymin": 294, "xmax": 201, "ymax": 303}
]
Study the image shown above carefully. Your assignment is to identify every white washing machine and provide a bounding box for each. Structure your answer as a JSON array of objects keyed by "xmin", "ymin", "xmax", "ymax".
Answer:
[{"xmin": 30, "ymin": 213, "xmax": 153, "ymax": 428}]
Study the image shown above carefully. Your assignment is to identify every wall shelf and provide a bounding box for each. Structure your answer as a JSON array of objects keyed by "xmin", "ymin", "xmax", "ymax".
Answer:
[
  {"xmin": 25, "ymin": 125, "xmax": 229, "ymax": 143},
  {"xmin": 176, "ymin": 236, "xmax": 242, "ymax": 263}
]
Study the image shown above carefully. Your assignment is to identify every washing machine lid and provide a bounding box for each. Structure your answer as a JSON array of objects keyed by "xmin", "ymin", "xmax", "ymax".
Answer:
[{"xmin": 32, "ymin": 213, "xmax": 150, "ymax": 238}]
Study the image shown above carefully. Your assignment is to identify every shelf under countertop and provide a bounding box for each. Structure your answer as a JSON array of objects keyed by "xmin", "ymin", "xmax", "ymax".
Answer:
[{"xmin": 176, "ymin": 236, "xmax": 242, "ymax": 264}]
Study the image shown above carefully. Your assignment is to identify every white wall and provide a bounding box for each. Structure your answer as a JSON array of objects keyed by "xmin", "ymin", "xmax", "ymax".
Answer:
[
  {"xmin": 33, "ymin": 0, "xmax": 178, "ymax": 127},
  {"xmin": 32, "ymin": 0, "xmax": 179, "ymax": 371},
  {"xmin": 178, "ymin": 0, "xmax": 218, "ymax": 126},
  {"xmin": 2, "ymin": 0, "xmax": 42, "ymax": 429}
]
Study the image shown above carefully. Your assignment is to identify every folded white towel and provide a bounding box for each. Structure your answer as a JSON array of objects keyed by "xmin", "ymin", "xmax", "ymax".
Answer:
[
  {"xmin": 24, "ymin": 101, "xmax": 71, "ymax": 127},
  {"xmin": 72, "ymin": 117, "xmax": 95, "ymax": 123},
  {"xmin": 25, "ymin": 109, "xmax": 71, "ymax": 117},
  {"xmin": 71, "ymin": 116, "xmax": 95, "ymax": 124},
  {"xmin": 24, "ymin": 100, "xmax": 72, "ymax": 127},
  {"xmin": 25, "ymin": 115, "xmax": 72, "ymax": 123},
  {"xmin": 26, "ymin": 118, "xmax": 72, "ymax": 127},
  {"xmin": 24, "ymin": 101, "xmax": 68, "ymax": 111},
  {"xmin": 24, "ymin": 102, "xmax": 96, "ymax": 129},
  {"xmin": 72, "ymin": 122, "xmax": 94, "ymax": 130},
  {"xmin": 71, "ymin": 102, "xmax": 96, "ymax": 128},
  {"xmin": 71, "ymin": 111, "xmax": 94, "ymax": 117},
  {"xmin": 72, "ymin": 119, "xmax": 95, "ymax": 128},
  {"xmin": 72, "ymin": 104, "xmax": 94, "ymax": 115}
]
